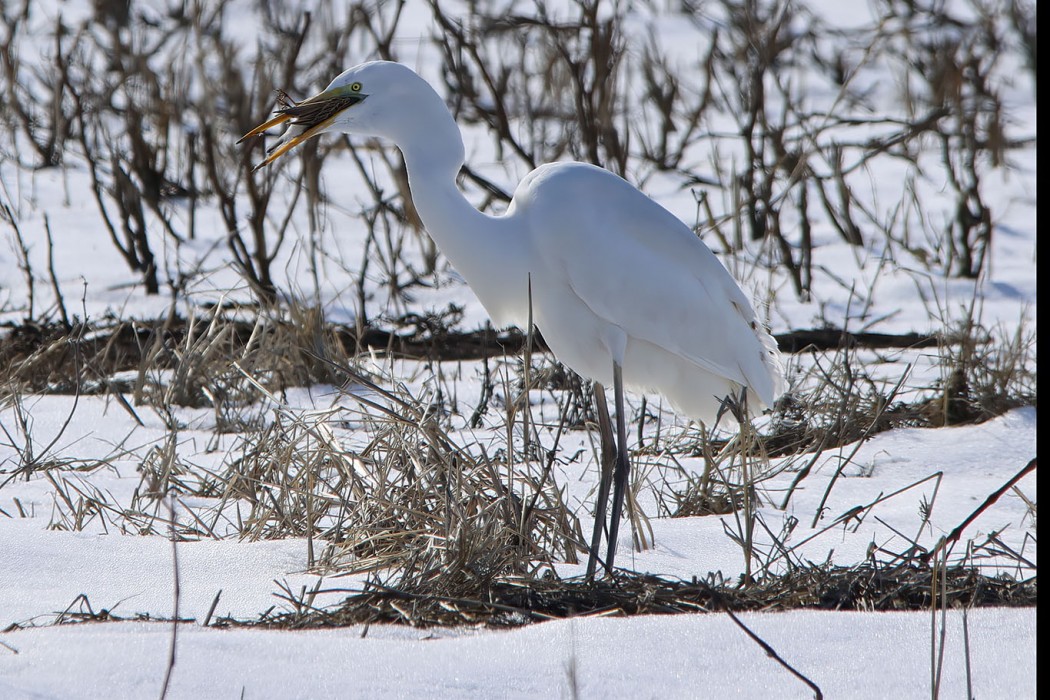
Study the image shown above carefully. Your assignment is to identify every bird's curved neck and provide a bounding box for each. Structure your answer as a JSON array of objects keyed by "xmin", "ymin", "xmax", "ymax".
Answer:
[
  {"xmin": 397, "ymin": 119, "xmax": 528, "ymax": 327},
  {"xmin": 400, "ymin": 136, "xmax": 483, "ymax": 248}
]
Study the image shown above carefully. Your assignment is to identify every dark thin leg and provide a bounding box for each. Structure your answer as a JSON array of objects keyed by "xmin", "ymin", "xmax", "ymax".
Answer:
[
  {"xmin": 586, "ymin": 382, "xmax": 616, "ymax": 580},
  {"xmin": 605, "ymin": 363, "xmax": 630, "ymax": 573}
]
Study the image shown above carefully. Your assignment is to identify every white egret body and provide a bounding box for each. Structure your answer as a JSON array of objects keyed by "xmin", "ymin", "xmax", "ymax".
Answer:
[{"xmin": 241, "ymin": 61, "xmax": 785, "ymax": 575}]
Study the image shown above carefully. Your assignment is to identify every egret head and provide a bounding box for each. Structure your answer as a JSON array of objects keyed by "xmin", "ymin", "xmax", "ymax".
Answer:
[{"xmin": 239, "ymin": 61, "xmax": 443, "ymax": 171}]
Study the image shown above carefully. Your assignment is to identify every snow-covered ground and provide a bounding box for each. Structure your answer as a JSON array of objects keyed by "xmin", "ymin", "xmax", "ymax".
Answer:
[{"xmin": 1, "ymin": 608, "xmax": 1035, "ymax": 699}]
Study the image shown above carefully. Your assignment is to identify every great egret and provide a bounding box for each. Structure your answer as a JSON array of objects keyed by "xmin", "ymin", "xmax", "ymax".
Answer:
[{"xmin": 240, "ymin": 60, "xmax": 784, "ymax": 577}]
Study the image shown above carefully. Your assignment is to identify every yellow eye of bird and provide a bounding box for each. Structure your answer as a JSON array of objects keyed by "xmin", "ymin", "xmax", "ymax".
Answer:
[{"xmin": 350, "ymin": 82, "xmax": 362, "ymax": 92}]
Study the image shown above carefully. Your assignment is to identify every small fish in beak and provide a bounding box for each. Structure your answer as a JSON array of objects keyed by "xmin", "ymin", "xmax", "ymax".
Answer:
[{"xmin": 239, "ymin": 86, "xmax": 366, "ymax": 171}]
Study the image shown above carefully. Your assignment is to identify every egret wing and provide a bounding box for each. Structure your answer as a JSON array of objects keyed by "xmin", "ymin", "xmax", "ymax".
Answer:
[{"xmin": 527, "ymin": 164, "xmax": 780, "ymax": 407}]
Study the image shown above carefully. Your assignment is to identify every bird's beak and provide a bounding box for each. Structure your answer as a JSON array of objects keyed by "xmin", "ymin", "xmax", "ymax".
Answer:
[{"xmin": 238, "ymin": 85, "xmax": 367, "ymax": 171}]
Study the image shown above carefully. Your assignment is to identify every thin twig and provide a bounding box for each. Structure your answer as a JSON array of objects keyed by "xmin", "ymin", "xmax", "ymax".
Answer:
[
  {"xmin": 158, "ymin": 497, "xmax": 180, "ymax": 700},
  {"xmin": 922, "ymin": 458, "xmax": 1037, "ymax": 565},
  {"xmin": 717, "ymin": 602, "xmax": 823, "ymax": 699}
]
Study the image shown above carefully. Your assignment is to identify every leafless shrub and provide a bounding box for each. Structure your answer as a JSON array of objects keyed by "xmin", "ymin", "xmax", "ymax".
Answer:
[
  {"xmin": 0, "ymin": 0, "xmax": 1032, "ymax": 324},
  {"xmin": 1, "ymin": 203, "xmax": 37, "ymax": 319},
  {"xmin": 882, "ymin": 1, "xmax": 1011, "ymax": 280},
  {"xmin": 0, "ymin": 5, "xmax": 76, "ymax": 168},
  {"xmin": 430, "ymin": 0, "xmax": 633, "ymax": 179}
]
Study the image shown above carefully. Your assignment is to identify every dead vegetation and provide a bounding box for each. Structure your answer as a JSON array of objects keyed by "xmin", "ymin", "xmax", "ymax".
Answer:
[
  {"xmin": 4, "ymin": 555, "xmax": 1032, "ymax": 635},
  {"xmin": 1, "ymin": 322, "xmax": 1035, "ymax": 622},
  {"xmin": 219, "ymin": 370, "xmax": 582, "ymax": 577},
  {"xmin": 0, "ymin": 305, "xmax": 1034, "ymax": 456},
  {"xmin": 243, "ymin": 561, "xmax": 1036, "ymax": 630}
]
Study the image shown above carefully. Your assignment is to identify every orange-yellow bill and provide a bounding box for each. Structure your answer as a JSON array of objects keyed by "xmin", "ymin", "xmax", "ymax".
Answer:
[
  {"xmin": 247, "ymin": 115, "xmax": 339, "ymax": 172},
  {"xmin": 237, "ymin": 112, "xmax": 294, "ymax": 143}
]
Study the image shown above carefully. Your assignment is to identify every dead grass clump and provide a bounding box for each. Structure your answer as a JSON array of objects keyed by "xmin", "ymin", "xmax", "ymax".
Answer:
[
  {"xmin": 759, "ymin": 312, "xmax": 1036, "ymax": 462},
  {"xmin": 766, "ymin": 342, "xmax": 913, "ymax": 458},
  {"xmin": 0, "ymin": 302, "xmax": 356, "ymax": 407},
  {"xmin": 218, "ymin": 407, "xmax": 361, "ymax": 543},
  {"xmin": 664, "ymin": 412, "xmax": 770, "ymax": 520},
  {"xmin": 0, "ymin": 319, "xmax": 142, "ymax": 395},
  {"xmin": 132, "ymin": 303, "xmax": 353, "ymax": 412},
  {"xmin": 922, "ymin": 315, "xmax": 1038, "ymax": 426},
  {"xmin": 217, "ymin": 374, "xmax": 582, "ymax": 586}
]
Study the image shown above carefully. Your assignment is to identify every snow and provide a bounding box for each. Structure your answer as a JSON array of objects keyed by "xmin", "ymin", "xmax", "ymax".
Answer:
[{"xmin": 0, "ymin": 610, "xmax": 1035, "ymax": 698}]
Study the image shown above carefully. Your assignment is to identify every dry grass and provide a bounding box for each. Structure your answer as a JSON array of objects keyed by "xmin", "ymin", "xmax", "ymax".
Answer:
[{"xmin": 217, "ymin": 375, "xmax": 583, "ymax": 581}]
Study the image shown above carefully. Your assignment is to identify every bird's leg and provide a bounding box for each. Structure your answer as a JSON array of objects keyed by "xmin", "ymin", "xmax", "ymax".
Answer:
[
  {"xmin": 605, "ymin": 363, "xmax": 631, "ymax": 573},
  {"xmin": 586, "ymin": 381, "xmax": 616, "ymax": 580}
]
